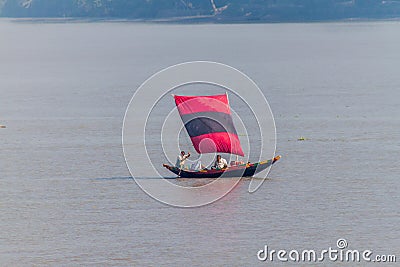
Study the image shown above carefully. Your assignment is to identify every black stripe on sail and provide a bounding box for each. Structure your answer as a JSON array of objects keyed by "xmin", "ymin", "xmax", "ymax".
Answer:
[{"xmin": 181, "ymin": 112, "xmax": 238, "ymax": 138}]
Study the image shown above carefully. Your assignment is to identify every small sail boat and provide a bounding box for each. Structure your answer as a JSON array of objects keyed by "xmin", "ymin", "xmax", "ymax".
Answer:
[{"xmin": 163, "ymin": 93, "xmax": 280, "ymax": 178}]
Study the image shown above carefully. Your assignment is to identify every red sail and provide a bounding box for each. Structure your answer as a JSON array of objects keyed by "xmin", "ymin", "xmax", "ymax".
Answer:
[{"xmin": 174, "ymin": 94, "xmax": 244, "ymax": 156}]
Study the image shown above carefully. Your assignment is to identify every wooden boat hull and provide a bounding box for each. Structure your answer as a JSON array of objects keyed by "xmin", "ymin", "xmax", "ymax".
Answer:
[{"xmin": 163, "ymin": 156, "xmax": 281, "ymax": 178}]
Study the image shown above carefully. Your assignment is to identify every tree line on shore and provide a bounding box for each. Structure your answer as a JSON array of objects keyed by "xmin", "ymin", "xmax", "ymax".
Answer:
[{"xmin": 1, "ymin": 0, "xmax": 400, "ymax": 21}]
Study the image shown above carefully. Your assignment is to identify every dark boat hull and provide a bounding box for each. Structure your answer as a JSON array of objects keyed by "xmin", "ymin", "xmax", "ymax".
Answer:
[{"xmin": 163, "ymin": 156, "xmax": 281, "ymax": 178}]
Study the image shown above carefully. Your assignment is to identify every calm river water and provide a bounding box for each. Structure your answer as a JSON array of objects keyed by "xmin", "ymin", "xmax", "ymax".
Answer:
[{"xmin": 0, "ymin": 20, "xmax": 399, "ymax": 266}]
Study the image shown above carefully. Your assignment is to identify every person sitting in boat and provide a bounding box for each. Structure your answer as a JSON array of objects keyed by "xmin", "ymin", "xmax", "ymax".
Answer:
[
  {"xmin": 175, "ymin": 151, "xmax": 190, "ymax": 169},
  {"xmin": 212, "ymin": 155, "xmax": 228, "ymax": 170}
]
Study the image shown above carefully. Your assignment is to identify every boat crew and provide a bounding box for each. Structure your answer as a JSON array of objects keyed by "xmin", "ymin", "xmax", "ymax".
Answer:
[
  {"xmin": 176, "ymin": 151, "xmax": 190, "ymax": 169},
  {"xmin": 213, "ymin": 155, "xmax": 228, "ymax": 170}
]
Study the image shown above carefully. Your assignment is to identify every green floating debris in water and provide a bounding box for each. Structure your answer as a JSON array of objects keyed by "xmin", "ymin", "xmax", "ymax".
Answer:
[{"xmin": 297, "ymin": 137, "xmax": 307, "ymax": 141}]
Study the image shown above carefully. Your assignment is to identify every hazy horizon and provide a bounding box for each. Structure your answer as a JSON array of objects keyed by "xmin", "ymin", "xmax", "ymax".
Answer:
[{"xmin": 1, "ymin": 0, "xmax": 400, "ymax": 23}]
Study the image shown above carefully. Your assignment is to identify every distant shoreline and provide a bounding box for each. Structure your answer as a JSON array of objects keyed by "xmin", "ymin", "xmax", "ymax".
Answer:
[{"xmin": 1, "ymin": 16, "xmax": 400, "ymax": 25}]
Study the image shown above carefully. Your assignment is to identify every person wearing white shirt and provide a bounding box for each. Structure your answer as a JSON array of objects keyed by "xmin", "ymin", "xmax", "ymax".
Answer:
[
  {"xmin": 213, "ymin": 155, "xmax": 228, "ymax": 170},
  {"xmin": 175, "ymin": 151, "xmax": 190, "ymax": 169}
]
